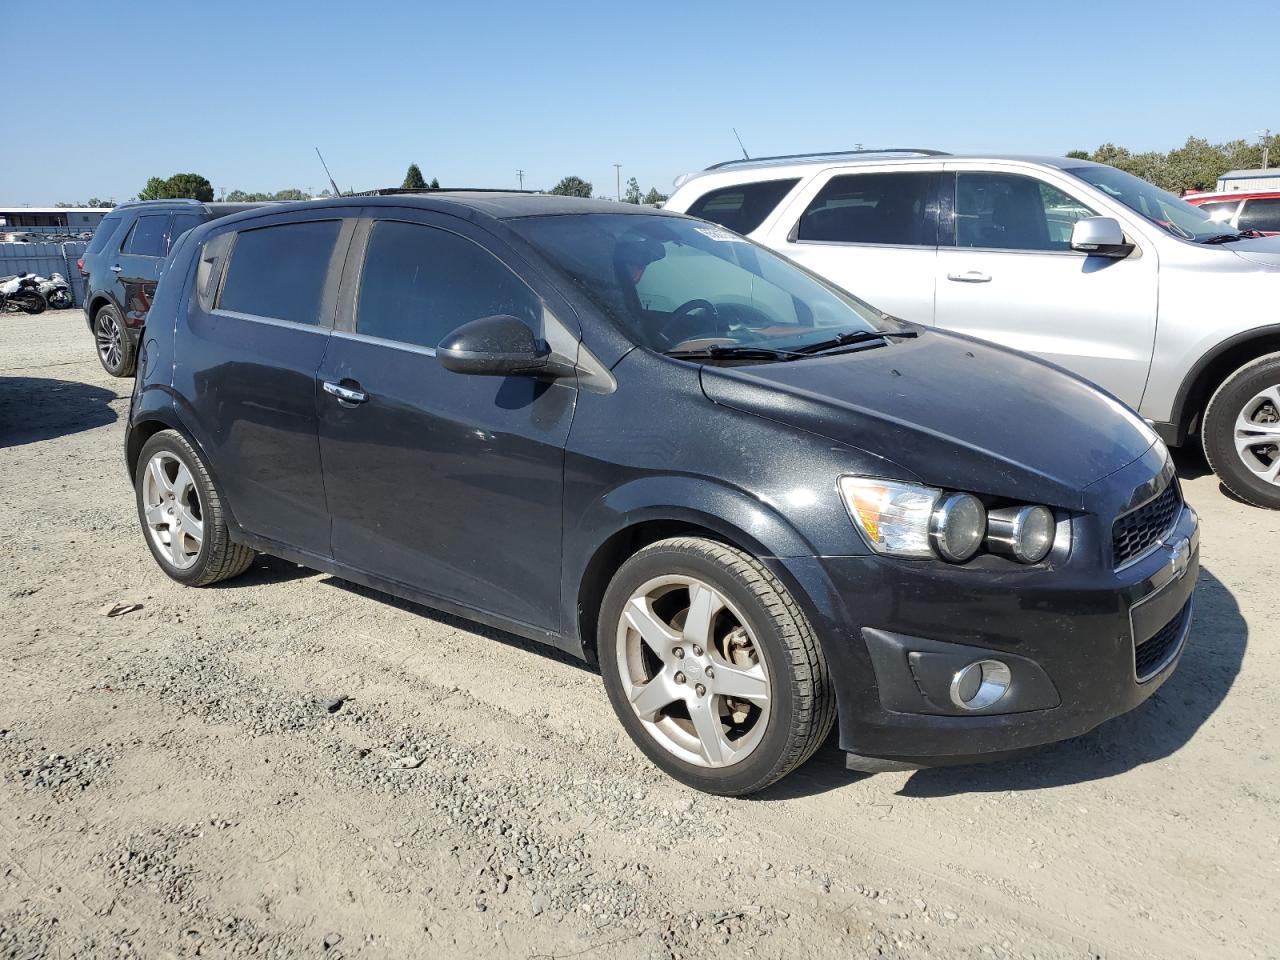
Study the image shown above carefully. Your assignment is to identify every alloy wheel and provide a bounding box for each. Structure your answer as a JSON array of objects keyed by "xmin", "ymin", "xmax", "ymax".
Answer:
[
  {"xmin": 615, "ymin": 575, "xmax": 771, "ymax": 768},
  {"xmin": 141, "ymin": 451, "xmax": 204, "ymax": 569},
  {"xmin": 96, "ymin": 312, "xmax": 122, "ymax": 370},
  {"xmin": 1234, "ymin": 385, "xmax": 1280, "ymax": 485}
]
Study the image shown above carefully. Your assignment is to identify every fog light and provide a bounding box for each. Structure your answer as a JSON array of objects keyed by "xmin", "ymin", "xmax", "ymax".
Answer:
[{"xmin": 949, "ymin": 659, "xmax": 1012, "ymax": 711}]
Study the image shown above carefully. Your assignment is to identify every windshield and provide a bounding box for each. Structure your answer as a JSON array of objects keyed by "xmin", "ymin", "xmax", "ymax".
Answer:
[
  {"xmin": 1063, "ymin": 165, "xmax": 1237, "ymax": 242},
  {"xmin": 509, "ymin": 214, "xmax": 894, "ymax": 355}
]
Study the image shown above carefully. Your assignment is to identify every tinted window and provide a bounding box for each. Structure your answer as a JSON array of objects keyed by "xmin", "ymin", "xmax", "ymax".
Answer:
[
  {"xmin": 356, "ymin": 221, "xmax": 541, "ymax": 349},
  {"xmin": 686, "ymin": 179, "xmax": 799, "ymax": 235},
  {"xmin": 123, "ymin": 214, "xmax": 170, "ymax": 257},
  {"xmin": 169, "ymin": 213, "xmax": 205, "ymax": 251},
  {"xmin": 796, "ymin": 172, "xmax": 933, "ymax": 245},
  {"xmin": 218, "ymin": 220, "xmax": 341, "ymax": 325},
  {"xmin": 954, "ymin": 173, "xmax": 1097, "ymax": 251},
  {"xmin": 1239, "ymin": 198, "xmax": 1280, "ymax": 233},
  {"xmin": 85, "ymin": 214, "xmax": 125, "ymax": 255},
  {"xmin": 1198, "ymin": 200, "xmax": 1239, "ymax": 223}
]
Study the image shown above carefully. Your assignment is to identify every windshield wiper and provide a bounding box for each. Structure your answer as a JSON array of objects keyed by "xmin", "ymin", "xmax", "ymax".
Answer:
[
  {"xmin": 665, "ymin": 344, "xmax": 800, "ymax": 362},
  {"xmin": 1199, "ymin": 231, "xmax": 1254, "ymax": 244},
  {"xmin": 793, "ymin": 328, "xmax": 917, "ymax": 355}
]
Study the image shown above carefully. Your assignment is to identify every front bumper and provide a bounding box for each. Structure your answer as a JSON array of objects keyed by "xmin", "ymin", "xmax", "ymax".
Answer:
[{"xmin": 774, "ymin": 453, "xmax": 1200, "ymax": 765}]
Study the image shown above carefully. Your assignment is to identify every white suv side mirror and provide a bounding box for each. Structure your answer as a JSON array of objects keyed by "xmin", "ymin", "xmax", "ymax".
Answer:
[{"xmin": 1071, "ymin": 217, "xmax": 1133, "ymax": 258}]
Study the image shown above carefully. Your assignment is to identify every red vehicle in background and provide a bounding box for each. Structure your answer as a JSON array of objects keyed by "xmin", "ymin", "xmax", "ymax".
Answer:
[{"xmin": 1184, "ymin": 190, "xmax": 1280, "ymax": 235}]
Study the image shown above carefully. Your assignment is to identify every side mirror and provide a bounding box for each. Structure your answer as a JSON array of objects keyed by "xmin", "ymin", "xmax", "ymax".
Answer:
[
  {"xmin": 437, "ymin": 314, "xmax": 551, "ymax": 376},
  {"xmin": 1071, "ymin": 217, "xmax": 1133, "ymax": 258}
]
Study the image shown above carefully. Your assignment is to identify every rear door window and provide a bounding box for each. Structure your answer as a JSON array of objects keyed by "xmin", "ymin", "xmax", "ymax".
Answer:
[
  {"xmin": 1239, "ymin": 198, "xmax": 1280, "ymax": 233},
  {"xmin": 685, "ymin": 179, "xmax": 799, "ymax": 235},
  {"xmin": 217, "ymin": 220, "xmax": 341, "ymax": 325},
  {"xmin": 122, "ymin": 214, "xmax": 171, "ymax": 258},
  {"xmin": 355, "ymin": 220, "xmax": 540, "ymax": 350},
  {"xmin": 795, "ymin": 172, "xmax": 933, "ymax": 245},
  {"xmin": 953, "ymin": 173, "xmax": 1097, "ymax": 251}
]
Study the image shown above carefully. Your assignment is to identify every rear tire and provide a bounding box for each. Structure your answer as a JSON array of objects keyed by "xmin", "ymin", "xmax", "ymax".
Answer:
[
  {"xmin": 135, "ymin": 431, "xmax": 255, "ymax": 586},
  {"xmin": 1203, "ymin": 353, "xmax": 1280, "ymax": 509},
  {"xmin": 598, "ymin": 536, "xmax": 835, "ymax": 796},
  {"xmin": 93, "ymin": 303, "xmax": 135, "ymax": 377}
]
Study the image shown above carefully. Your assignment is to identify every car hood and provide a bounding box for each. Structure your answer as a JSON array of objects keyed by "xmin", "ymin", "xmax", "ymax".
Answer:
[
  {"xmin": 699, "ymin": 331, "xmax": 1158, "ymax": 508},
  {"xmin": 1228, "ymin": 234, "xmax": 1280, "ymax": 268}
]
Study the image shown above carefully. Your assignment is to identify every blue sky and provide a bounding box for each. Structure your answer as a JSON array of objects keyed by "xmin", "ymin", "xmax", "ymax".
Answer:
[{"xmin": 4, "ymin": 0, "xmax": 1276, "ymax": 205}]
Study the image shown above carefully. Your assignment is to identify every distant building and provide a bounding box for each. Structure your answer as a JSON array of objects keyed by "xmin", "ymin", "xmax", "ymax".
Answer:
[
  {"xmin": 1215, "ymin": 169, "xmax": 1280, "ymax": 192},
  {"xmin": 0, "ymin": 206, "xmax": 112, "ymax": 229}
]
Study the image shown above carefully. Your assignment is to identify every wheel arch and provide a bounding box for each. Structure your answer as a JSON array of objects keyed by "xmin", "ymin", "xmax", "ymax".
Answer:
[
  {"xmin": 569, "ymin": 479, "xmax": 818, "ymax": 665},
  {"xmin": 126, "ymin": 411, "xmax": 242, "ymax": 535},
  {"xmin": 1169, "ymin": 325, "xmax": 1280, "ymax": 444}
]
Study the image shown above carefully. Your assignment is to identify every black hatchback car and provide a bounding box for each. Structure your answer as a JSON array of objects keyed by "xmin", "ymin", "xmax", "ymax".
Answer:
[
  {"xmin": 81, "ymin": 199, "xmax": 268, "ymax": 377},
  {"xmin": 125, "ymin": 194, "xmax": 1199, "ymax": 795}
]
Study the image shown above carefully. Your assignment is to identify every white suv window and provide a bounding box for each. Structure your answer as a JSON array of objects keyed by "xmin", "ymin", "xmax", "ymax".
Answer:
[
  {"xmin": 685, "ymin": 179, "xmax": 799, "ymax": 235},
  {"xmin": 954, "ymin": 173, "xmax": 1097, "ymax": 251},
  {"xmin": 795, "ymin": 172, "xmax": 933, "ymax": 246}
]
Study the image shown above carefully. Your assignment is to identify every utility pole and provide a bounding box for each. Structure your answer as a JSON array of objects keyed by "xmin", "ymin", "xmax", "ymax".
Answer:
[
  {"xmin": 516, "ymin": 169, "xmax": 525, "ymax": 190},
  {"xmin": 613, "ymin": 163, "xmax": 622, "ymax": 201},
  {"xmin": 1262, "ymin": 129, "xmax": 1271, "ymax": 170}
]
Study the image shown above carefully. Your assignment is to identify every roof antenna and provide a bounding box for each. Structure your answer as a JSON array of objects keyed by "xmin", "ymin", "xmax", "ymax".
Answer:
[
  {"xmin": 732, "ymin": 128, "xmax": 750, "ymax": 160},
  {"xmin": 314, "ymin": 147, "xmax": 343, "ymax": 197}
]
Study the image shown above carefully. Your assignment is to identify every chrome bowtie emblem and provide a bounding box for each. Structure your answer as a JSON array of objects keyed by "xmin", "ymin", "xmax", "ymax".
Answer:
[{"xmin": 1167, "ymin": 538, "xmax": 1191, "ymax": 581}]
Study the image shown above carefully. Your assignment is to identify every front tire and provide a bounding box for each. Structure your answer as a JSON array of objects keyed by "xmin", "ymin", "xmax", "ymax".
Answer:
[
  {"xmin": 135, "ymin": 431, "xmax": 255, "ymax": 586},
  {"xmin": 1203, "ymin": 353, "xmax": 1280, "ymax": 509},
  {"xmin": 598, "ymin": 537, "xmax": 835, "ymax": 796},
  {"xmin": 93, "ymin": 303, "xmax": 135, "ymax": 377}
]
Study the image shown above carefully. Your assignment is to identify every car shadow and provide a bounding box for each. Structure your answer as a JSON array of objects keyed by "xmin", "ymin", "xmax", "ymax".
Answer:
[
  {"xmin": 207, "ymin": 553, "xmax": 318, "ymax": 589},
  {"xmin": 759, "ymin": 566, "xmax": 1244, "ymax": 801},
  {"xmin": 1171, "ymin": 443, "xmax": 1212, "ymax": 481},
  {"xmin": 0, "ymin": 376, "xmax": 120, "ymax": 448},
  {"xmin": 322, "ymin": 576, "xmax": 595, "ymax": 673}
]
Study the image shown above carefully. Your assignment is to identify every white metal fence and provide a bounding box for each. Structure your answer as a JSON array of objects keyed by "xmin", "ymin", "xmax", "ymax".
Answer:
[{"xmin": 0, "ymin": 241, "xmax": 89, "ymax": 306}]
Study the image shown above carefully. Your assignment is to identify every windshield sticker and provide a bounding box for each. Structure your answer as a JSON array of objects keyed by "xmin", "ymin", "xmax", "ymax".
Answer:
[{"xmin": 694, "ymin": 226, "xmax": 747, "ymax": 243}]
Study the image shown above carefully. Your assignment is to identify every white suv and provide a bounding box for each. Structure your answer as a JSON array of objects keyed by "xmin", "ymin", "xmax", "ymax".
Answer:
[{"xmin": 666, "ymin": 149, "xmax": 1280, "ymax": 508}]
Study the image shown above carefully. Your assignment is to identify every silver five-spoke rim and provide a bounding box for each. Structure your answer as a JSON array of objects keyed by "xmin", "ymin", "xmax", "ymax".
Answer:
[
  {"xmin": 617, "ymin": 575, "xmax": 770, "ymax": 768},
  {"xmin": 1234, "ymin": 385, "xmax": 1280, "ymax": 485},
  {"xmin": 96, "ymin": 312, "xmax": 122, "ymax": 369},
  {"xmin": 141, "ymin": 452, "xmax": 203, "ymax": 570}
]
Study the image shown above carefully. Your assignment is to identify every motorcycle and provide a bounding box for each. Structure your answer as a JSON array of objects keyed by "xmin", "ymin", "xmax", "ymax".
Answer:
[
  {"xmin": 39, "ymin": 272, "xmax": 74, "ymax": 309},
  {"xmin": 0, "ymin": 273, "xmax": 46, "ymax": 314}
]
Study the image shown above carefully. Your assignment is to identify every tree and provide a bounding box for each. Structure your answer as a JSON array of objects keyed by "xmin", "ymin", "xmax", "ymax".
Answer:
[
  {"xmin": 138, "ymin": 173, "xmax": 213, "ymax": 202},
  {"xmin": 87, "ymin": 198, "xmax": 114, "ymax": 208},
  {"xmin": 642, "ymin": 187, "xmax": 667, "ymax": 205},
  {"xmin": 430, "ymin": 177, "xmax": 440, "ymax": 189},
  {"xmin": 1065, "ymin": 150, "xmax": 1090, "ymax": 160},
  {"xmin": 548, "ymin": 175, "xmax": 593, "ymax": 198},
  {"xmin": 624, "ymin": 177, "xmax": 642, "ymax": 204},
  {"xmin": 402, "ymin": 163, "xmax": 427, "ymax": 190},
  {"xmin": 271, "ymin": 188, "xmax": 309, "ymax": 201}
]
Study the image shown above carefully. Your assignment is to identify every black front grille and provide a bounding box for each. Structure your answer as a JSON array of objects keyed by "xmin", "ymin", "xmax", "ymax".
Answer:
[
  {"xmin": 1112, "ymin": 482, "xmax": 1181, "ymax": 568},
  {"xmin": 1135, "ymin": 598, "xmax": 1191, "ymax": 681}
]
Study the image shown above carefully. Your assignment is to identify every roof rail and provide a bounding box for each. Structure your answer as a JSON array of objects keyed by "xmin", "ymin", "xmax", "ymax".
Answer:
[
  {"xmin": 704, "ymin": 148, "xmax": 950, "ymax": 172},
  {"xmin": 115, "ymin": 198, "xmax": 207, "ymax": 209},
  {"xmin": 349, "ymin": 186, "xmax": 541, "ymax": 197}
]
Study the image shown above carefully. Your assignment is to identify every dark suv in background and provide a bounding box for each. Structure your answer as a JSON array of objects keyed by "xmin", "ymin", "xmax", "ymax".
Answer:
[{"xmin": 80, "ymin": 199, "xmax": 268, "ymax": 376}]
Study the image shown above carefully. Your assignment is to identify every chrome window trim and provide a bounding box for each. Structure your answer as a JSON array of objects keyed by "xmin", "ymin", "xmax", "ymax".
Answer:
[
  {"xmin": 209, "ymin": 309, "xmax": 329, "ymax": 333},
  {"xmin": 788, "ymin": 238, "xmax": 939, "ymax": 251},
  {"xmin": 332, "ymin": 328, "xmax": 437, "ymax": 357}
]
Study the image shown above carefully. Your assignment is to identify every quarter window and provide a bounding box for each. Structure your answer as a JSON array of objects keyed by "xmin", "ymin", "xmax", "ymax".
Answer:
[
  {"xmin": 217, "ymin": 220, "xmax": 341, "ymax": 325},
  {"xmin": 685, "ymin": 179, "xmax": 799, "ymax": 235},
  {"xmin": 796, "ymin": 172, "xmax": 933, "ymax": 245},
  {"xmin": 122, "ymin": 214, "xmax": 171, "ymax": 258},
  {"xmin": 954, "ymin": 173, "xmax": 1097, "ymax": 251},
  {"xmin": 355, "ymin": 220, "xmax": 541, "ymax": 350},
  {"xmin": 1239, "ymin": 198, "xmax": 1280, "ymax": 233},
  {"xmin": 85, "ymin": 214, "xmax": 125, "ymax": 255}
]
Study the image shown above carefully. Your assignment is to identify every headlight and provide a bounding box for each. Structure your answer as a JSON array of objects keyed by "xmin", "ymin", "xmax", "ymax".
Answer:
[
  {"xmin": 838, "ymin": 477, "xmax": 939, "ymax": 558},
  {"xmin": 987, "ymin": 504, "xmax": 1055, "ymax": 563},
  {"xmin": 928, "ymin": 492, "xmax": 987, "ymax": 562}
]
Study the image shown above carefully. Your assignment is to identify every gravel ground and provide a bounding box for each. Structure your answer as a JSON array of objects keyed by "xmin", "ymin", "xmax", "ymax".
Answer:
[{"xmin": 1, "ymin": 309, "xmax": 1276, "ymax": 960}]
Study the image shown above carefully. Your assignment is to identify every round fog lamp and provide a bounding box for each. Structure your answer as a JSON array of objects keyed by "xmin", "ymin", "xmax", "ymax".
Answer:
[
  {"xmin": 929, "ymin": 493, "xmax": 986, "ymax": 562},
  {"xmin": 949, "ymin": 660, "xmax": 1012, "ymax": 711}
]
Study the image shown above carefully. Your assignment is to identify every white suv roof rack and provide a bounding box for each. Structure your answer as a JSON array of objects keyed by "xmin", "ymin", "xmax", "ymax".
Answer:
[{"xmin": 703, "ymin": 148, "xmax": 950, "ymax": 172}]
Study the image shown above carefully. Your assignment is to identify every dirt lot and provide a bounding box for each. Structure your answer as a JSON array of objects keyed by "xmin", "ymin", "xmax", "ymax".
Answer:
[{"xmin": 1, "ymin": 309, "xmax": 1276, "ymax": 960}]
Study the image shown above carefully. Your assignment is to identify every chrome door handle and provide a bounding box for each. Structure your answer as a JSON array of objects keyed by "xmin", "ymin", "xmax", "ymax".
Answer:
[
  {"xmin": 110, "ymin": 265, "xmax": 123, "ymax": 272},
  {"xmin": 946, "ymin": 270, "xmax": 991, "ymax": 283},
  {"xmin": 323, "ymin": 380, "xmax": 368, "ymax": 405}
]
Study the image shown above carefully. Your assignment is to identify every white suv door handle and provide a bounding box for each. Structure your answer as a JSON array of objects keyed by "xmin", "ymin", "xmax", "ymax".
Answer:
[{"xmin": 947, "ymin": 270, "xmax": 991, "ymax": 283}]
